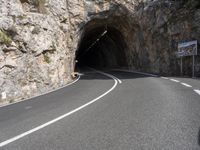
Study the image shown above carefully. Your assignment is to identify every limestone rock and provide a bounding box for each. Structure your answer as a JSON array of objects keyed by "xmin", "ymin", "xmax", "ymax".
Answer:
[{"xmin": 0, "ymin": 0, "xmax": 199, "ymax": 104}]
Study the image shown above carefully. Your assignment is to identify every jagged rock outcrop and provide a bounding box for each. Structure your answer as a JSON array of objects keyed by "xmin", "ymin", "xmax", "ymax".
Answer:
[
  {"xmin": 0, "ymin": 0, "xmax": 75, "ymax": 104},
  {"xmin": 0, "ymin": 0, "xmax": 200, "ymax": 104}
]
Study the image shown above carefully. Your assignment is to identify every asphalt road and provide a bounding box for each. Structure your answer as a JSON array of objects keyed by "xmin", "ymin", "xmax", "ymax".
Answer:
[{"xmin": 0, "ymin": 68, "xmax": 200, "ymax": 149}]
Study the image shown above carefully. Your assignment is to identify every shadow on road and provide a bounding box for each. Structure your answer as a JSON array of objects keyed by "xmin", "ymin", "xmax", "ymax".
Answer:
[
  {"xmin": 79, "ymin": 68, "xmax": 156, "ymax": 81},
  {"xmin": 77, "ymin": 67, "xmax": 200, "ymax": 83}
]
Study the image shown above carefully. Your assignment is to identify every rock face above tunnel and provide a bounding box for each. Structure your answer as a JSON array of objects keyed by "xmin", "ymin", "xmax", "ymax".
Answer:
[{"xmin": 0, "ymin": 0, "xmax": 200, "ymax": 104}]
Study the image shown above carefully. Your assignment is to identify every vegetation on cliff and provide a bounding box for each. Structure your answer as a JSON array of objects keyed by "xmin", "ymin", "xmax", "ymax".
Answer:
[{"xmin": 0, "ymin": 30, "xmax": 12, "ymax": 45}]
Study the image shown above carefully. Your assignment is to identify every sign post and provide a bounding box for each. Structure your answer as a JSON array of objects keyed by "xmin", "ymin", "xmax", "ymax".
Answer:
[
  {"xmin": 176, "ymin": 40, "xmax": 198, "ymax": 77},
  {"xmin": 193, "ymin": 55, "xmax": 195, "ymax": 78},
  {"xmin": 180, "ymin": 57, "xmax": 183, "ymax": 76}
]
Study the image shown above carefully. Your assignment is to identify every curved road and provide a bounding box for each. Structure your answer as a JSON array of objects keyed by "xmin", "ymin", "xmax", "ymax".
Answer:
[{"xmin": 0, "ymin": 68, "xmax": 200, "ymax": 149}]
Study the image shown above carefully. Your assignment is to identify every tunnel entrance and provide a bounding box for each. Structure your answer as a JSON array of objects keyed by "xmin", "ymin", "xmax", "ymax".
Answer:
[{"xmin": 76, "ymin": 25, "xmax": 128, "ymax": 69}]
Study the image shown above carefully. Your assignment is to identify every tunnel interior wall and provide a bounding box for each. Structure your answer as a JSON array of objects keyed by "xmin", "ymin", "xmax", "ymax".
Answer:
[{"xmin": 76, "ymin": 24, "xmax": 129, "ymax": 69}]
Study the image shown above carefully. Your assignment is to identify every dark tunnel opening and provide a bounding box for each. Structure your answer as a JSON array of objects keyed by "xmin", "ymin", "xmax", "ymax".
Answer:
[{"xmin": 76, "ymin": 26, "xmax": 128, "ymax": 70}]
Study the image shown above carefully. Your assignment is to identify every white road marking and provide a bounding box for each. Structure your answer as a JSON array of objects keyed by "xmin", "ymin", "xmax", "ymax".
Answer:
[
  {"xmin": 170, "ymin": 79, "xmax": 180, "ymax": 83},
  {"xmin": 0, "ymin": 70, "xmax": 118, "ymax": 147},
  {"xmin": 0, "ymin": 75, "xmax": 81, "ymax": 108},
  {"xmin": 113, "ymin": 68, "xmax": 199, "ymax": 98},
  {"xmin": 89, "ymin": 68, "xmax": 122, "ymax": 84},
  {"xmin": 161, "ymin": 77, "xmax": 169, "ymax": 80},
  {"xmin": 117, "ymin": 79, "xmax": 122, "ymax": 84},
  {"xmin": 78, "ymin": 73, "xmax": 84, "ymax": 76},
  {"xmin": 181, "ymin": 83, "xmax": 192, "ymax": 88},
  {"xmin": 112, "ymin": 69, "xmax": 158, "ymax": 77},
  {"xmin": 25, "ymin": 106, "xmax": 32, "ymax": 110},
  {"xmin": 194, "ymin": 89, "xmax": 200, "ymax": 95}
]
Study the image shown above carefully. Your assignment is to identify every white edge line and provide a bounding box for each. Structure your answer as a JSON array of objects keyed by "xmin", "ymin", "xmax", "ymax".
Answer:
[
  {"xmin": 0, "ymin": 70, "xmax": 118, "ymax": 147},
  {"xmin": 194, "ymin": 89, "xmax": 200, "ymax": 95},
  {"xmin": 112, "ymin": 69, "xmax": 158, "ymax": 77},
  {"xmin": 0, "ymin": 76, "xmax": 81, "ymax": 108},
  {"xmin": 181, "ymin": 83, "xmax": 192, "ymax": 88},
  {"xmin": 170, "ymin": 79, "xmax": 180, "ymax": 83}
]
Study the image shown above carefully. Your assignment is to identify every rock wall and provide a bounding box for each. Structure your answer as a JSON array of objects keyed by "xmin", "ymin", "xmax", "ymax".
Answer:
[
  {"xmin": 0, "ymin": 0, "xmax": 200, "ymax": 104},
  {"xmin": 0, "ymin": 0, "xmax": 75, "ymax": 104},
  {"xmin": 133, "ymin": 0, "xmax": 200, "ymax": 75}
]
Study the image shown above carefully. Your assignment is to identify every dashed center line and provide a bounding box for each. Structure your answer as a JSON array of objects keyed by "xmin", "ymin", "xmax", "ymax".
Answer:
[
  {"xmin": 194, "ymin": 89, "xmax": 200, "ymax": 95},
  {"xmin": 117, "ymin": 79, "xmax": 122, "ymax": 84},
  {"xmin": 25, "ymin": 106, "xmax": 32, "ymax": 110},
  {"xmin": 161, "ymin": 77, "xmax": 169, "ymax": 79},
  {"xmin": 161, "ymin": 77, "xmax": 199, "ymax": 96},
  {"xmin": 181, "ymin": 83, "xmax": 192, "ymax": 88},
  {"xmin": 170, "ymin": 79, "xmax": 180, "ymax": 83}
]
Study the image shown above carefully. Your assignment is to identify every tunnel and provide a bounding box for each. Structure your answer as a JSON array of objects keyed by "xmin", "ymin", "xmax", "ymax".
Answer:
[{"xmin": 76, "ymin": 25, "xmax": 128, "ymax": 69}]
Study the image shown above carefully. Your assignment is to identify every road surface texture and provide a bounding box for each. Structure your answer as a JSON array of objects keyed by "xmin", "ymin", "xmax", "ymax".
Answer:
[{"xmin": 0, "ymin": 68, "xmax": 200, "ymax": 150}]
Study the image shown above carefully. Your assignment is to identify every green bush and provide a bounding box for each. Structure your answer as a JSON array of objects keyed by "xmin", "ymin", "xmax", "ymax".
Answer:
[
  {"xmin": 9, "ymin": 99, "xmax": 15, "ymax": 103},
  {"xmin": 0, "ymin": 30, "xmax": 12, "ymax": 45},
  {"xmin": 44, "ymin": 54, "xmax": 51, "ymax": 64},
  {"xmin": 17, "ymin": 15, "xmax": 27, "ymax": 20}
]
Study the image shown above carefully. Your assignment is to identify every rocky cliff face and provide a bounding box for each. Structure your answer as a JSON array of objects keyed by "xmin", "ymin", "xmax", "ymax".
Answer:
[
  {"xmin": 0, "ymin": 0, "xmax": 200, "ymax": 104},
  {"xmin": 0, "ymin": 0, "xmax": 75, "ymax": 104}
]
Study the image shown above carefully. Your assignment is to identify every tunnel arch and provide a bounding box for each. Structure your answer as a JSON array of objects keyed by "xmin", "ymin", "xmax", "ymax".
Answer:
[{"xmin": 76, "ymin": 18, "xmax": 129, "ymax": 69}]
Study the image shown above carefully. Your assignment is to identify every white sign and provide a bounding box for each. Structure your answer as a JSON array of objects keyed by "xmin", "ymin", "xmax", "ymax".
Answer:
[{"xmin": 176, "ymin": 40, "xmax": 197, "ymax": 57}]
